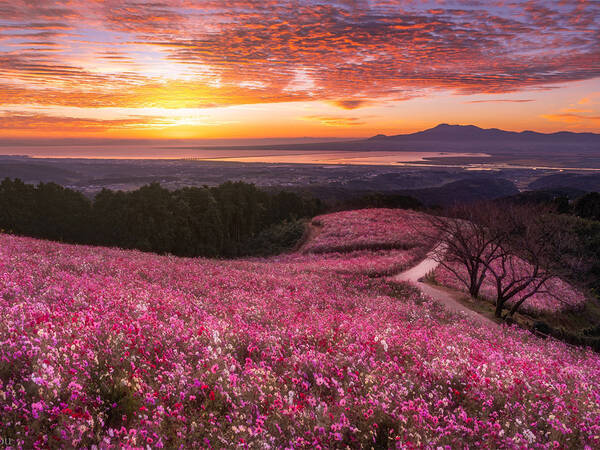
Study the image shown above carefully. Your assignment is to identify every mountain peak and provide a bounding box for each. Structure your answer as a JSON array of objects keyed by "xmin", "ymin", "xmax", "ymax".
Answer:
[
  {"xmin": 431, "ymin": 123, "xmax": 469, "ymax": 129},
  {"xmin": 368, "ymin": 133, "xmax": 388, "ymax": 140},
  {"xmin": 365, "ymin": 124, "xmax": 600, "ymax": 147},
  {"xmin": 414, "ymin": 123, "xmax": 494, "ymax": 138},
  {"xmin": 430, "ymin": 123, "xmax": 480, "ymax": 129}
]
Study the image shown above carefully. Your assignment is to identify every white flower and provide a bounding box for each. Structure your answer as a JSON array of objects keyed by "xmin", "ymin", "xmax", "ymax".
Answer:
[
  {"xmin": 523, "ymin": 429, "xmax": 536, "ymax": 443},
  {"xmin": 381, "ymin": 339, "xmax": 388, "ymax": 352}
]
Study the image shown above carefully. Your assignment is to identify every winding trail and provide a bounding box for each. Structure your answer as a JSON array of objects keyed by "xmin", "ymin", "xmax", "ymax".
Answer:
[
  {"xmin": 392, "ymin": 247, "xmax": 498, "ymax": 328},
  {"xmin": 300, "ymin": 218, "xmax": 497, "ymax": 327},
  {"xmin": 298, "ymin": 221, "xmax": 323, "ymax": 253}
]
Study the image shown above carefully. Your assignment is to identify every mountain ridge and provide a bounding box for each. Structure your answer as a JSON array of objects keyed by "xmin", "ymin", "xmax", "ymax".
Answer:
[
  {"xmin": 368, "ymin": 123, "xmax": 600, "ymax": 141},
  {"xmin": 188, "ymin": 123, "xmax": 600, "ymax": 153}
]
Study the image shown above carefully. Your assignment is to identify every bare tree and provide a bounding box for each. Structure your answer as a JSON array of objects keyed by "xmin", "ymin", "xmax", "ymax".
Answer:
[
  {"xmin": 481, "ymin": 203, "xmax": 576, "ymax": 318},
  {"xmin": 422, "ymin": 203, "xmax": 506, "ymax": 299},
  {"xmin": 424, "ymin": 202, "xmax": 578, "ymax": 319}
]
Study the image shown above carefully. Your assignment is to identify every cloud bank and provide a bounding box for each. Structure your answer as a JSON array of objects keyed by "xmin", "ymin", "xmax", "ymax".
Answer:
[{"xmin": 0, "ymin": 0, "xmax": 599, "ymax": 134}]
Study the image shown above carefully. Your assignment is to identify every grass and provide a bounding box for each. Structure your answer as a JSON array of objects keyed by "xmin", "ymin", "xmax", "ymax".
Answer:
[{"xmin": 424, "ymin": 271, "xmax": 600, "ymax": 351}]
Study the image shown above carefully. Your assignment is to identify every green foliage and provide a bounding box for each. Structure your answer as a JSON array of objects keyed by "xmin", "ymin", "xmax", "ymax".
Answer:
[
  {"xmin": 564, "ymin": 216, "xmax": 600, "ymax": 297},
  {"xmin": 497, "ymin": 191, "xmax": 600, "ymax": 299},
  {"xmin": 242, "ymin": 220, "xmax": 306, "ymax": 256},
  {"xmin": 0, "ymin": 178, "xmax": 92, "ymax": 243},
  {"xmin": 0, "ymin": 178, "xmax": 323, "ymax": 257}
]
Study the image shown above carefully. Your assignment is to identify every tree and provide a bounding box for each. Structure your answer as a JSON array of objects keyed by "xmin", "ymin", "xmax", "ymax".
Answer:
[
  {"xmin": 425, "ymin": 202, "xmax": 579, "ymax": 319},
  {"xmin": 34, "ymin": 182, "xmax": 91, "ymax": 242},
  {"xmin": 481, "ymin": 203, "xmax": 578, "ymax": 318},
  {"xmin": 574, "ymin": 192, "xmax": 600, "ymax": 221},
  {"xmin": 0, "ymin": 178, "xmax": 36, "ymax": 234},
  {"xmin": 172, "ymin": 187, "xmax": 223, "ymax": 257},
  {"xmin": 422, "ymin": 203, "xmax": 506, "ymax": 299},
  {"xmin": 0, "ymin": 179, "xmax": 318, "ymax": 258}
]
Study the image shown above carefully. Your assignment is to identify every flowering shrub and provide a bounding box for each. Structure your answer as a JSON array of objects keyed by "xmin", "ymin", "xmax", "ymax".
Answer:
[
  {"xmin": 433, "ymin": 260, "xmax": 586, "ymax": 314},
  {"xmin": 1, "ymin": 233, "xmax": 599, "ymax": 448},
  {"xmin": 303, "ymin": 208, "xmax": 432, "ymax": 254}
]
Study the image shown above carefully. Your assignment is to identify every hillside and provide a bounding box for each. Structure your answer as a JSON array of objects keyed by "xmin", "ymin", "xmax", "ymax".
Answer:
[
  {"xmin": 400, "ymin": 177, "xmax": 519, "ymax": 206},
  {"xmin": 529, "ymin": 174, "xmax": 600, "ymax": 193},
  {"xmin": 1, "ymin": 209, "xmax": 600, "ymax": 447}
]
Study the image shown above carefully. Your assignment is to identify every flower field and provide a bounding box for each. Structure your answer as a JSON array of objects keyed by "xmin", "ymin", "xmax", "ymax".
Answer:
[
  {"xmin": 433, "ymin": 261, "xmax": 586, "ymax": 315},
  {"xmin": 303, "ymin": 208, "xmax": 431, "ymax": 254},
  {"xmin": 271, "ymin": 248, "xmax": 423, "ymax": 277},
  {"xmin": 1, "ymin": 211, "xmax": 600, "ymax": 447}
]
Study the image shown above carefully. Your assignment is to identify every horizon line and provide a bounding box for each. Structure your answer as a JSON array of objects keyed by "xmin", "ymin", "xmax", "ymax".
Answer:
[{"xmin": 0, "ymin": 123, "xmax": 599, "ymax": 147}]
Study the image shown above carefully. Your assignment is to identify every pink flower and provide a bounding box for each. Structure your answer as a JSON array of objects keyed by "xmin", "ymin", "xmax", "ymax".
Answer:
[{"xmin": 1, "ymin": 217, "xmax": 599, "ymax": 449}]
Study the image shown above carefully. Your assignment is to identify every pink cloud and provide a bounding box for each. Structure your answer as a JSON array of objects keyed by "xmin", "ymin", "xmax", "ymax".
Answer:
[{"xmin": 0, "ymin": 0, "xmax": 598, "ymax": 110}]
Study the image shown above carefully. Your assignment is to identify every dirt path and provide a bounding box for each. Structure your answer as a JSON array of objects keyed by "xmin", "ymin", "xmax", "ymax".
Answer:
[
  {"xmin": 297, "ymin": 221, "xmax": 322, "ymax": 253},
  {"xmin": 392, "ymin": 247, "xmax": 498, "ymax": 328}
]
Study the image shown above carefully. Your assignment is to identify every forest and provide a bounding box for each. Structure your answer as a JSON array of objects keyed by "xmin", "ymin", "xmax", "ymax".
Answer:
[
  {"xmin": 1, "ymin": 176, "xmax": 600, "ymax": 274},
  {"xmin": 0, "ymin": 179, "xmax": 323, "ymax": 257}
]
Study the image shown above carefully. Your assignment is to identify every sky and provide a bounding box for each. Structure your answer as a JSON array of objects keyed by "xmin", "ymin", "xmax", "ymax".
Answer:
[{"xmin": 0, "ymin": 0, "xmax": 599, "ymax": 141}]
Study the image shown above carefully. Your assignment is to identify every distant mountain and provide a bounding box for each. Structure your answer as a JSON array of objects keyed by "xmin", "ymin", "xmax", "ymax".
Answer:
[
  {"xmin": 369, "ymin": 123, "xmax": 600, "ymax": 143},
  {"xmin": 220, "ymin": 124, "xmax": 600, "ymax": 154}
]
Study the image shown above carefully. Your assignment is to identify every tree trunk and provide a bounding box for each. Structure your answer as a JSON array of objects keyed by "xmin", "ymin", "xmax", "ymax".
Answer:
[
  {"xmin": 507, "ymin": 294, "xmax": 531, "ymax": 318},
  {"xmin": 469, "ymin": 285, "xmax": 479, "ymax": 298},
  {"xmin": 468, "ymin": 268, "xmax": 481, "ymax": 298},
  {"xmin": 494, "ymin": 298, "xmax": 504, "ymax": 318}
]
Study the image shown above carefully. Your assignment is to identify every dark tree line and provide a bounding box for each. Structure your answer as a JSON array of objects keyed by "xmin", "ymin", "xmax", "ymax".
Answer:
[
  {"xmin": 573, "ymin": 192, "xmax": 600, "ymax": 221},
  {"xmin": 501, "ymin": 191, "xmax": 600, "ymax": 298},
  {"xmin": 336, "ymin": 193, "xmax": 422, "ymax": 211},
  {"xmin": 509, "ymin": 191, "xmax": 600, "ymax": 221},
  {"xmin": 0, "ymin": 178, "xmax": 323, "ymax": 257}
]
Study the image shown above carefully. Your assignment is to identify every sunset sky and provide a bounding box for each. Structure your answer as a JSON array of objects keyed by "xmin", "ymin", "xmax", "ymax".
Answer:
[{"xmin": 0, "ymin": 0, "xmax": 599, "ymax": 140}]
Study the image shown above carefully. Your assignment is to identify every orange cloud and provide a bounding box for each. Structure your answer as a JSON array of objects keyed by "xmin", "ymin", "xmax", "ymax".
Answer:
[
  {"xmin": 542, "ymin": 92, "xmax": 600, "ymax": 127},
  {"xmin": 302, "ymin": 115, "xmax": 368, "ymax": 127},
  {"xmin": 578, "ymin": 93, "xmax": 600, "ymax": 105},
  {"xmin": 467, "ymin": 99, "xmax": 534, "ymax": 104},
  {"xmin": 0, "ymin": 0, "xmax": 599, "ymax": 137},
  {"xmin": 0, "ymin": 112, "xmax": 171, "ymax": 135},
  {"xmin": 541, "ymin": 113, "xmax": 600, "ymax": 125},
  {"xmin": 331, "ymin": 99, "xmax": 373, "ymax": 110}
]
